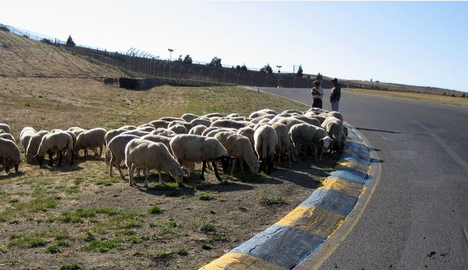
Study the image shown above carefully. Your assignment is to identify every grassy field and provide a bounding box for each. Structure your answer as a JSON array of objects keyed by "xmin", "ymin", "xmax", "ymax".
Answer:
[
  {"xmin": 0, "ymin": 77, "xmax": 339, "ymax": 270},
  {"xmin": 346, "ymin": 88, "xmax": 468, "ymax": 107}
]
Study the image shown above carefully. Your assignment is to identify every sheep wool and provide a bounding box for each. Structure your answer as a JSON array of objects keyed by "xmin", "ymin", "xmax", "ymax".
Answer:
[{"xmin": 0, "ymin": 137, "xmax": 21, "ymax": 174}]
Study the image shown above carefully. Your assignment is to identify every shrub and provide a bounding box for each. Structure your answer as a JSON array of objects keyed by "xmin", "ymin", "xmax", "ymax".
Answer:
[{"xmin": 257, "ymin": 191, "xmax": 285, "ymax": 205}]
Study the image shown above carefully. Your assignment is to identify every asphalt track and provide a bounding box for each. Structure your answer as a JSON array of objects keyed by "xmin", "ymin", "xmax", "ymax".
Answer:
[{"xmin": 259, "ymin": 87, "xmax": 468, "ymax": 270}]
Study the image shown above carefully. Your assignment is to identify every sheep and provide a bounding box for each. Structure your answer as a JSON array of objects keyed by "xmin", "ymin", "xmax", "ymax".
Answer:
[
  {"xmin": 189, "ymin": 125, "xmax": 208, "ymax": 136},
  {"xmin": 168, "ymin": 124, "xmax": 188, "ymax": 134},
  {"xmin": 170, "ymin": 134, "xmax": 230, "ymax": 181},
  {"xmin": 321, "ymin": 116, "xmax": 346, "ymax": 151},
  {"xmin": 160, "ymin": 116, "xmax": 184, "ymax": 122},
  {"xmin": 104, "ymin": 129, "xmax": 128, "ymax": 146},
  {"xmin": 270, "ymin": 117, "xmax": 306, "ymax": 131},
  {"xmin": 214, "ymin": 131, "xmax": 259, "ymax": 175},
  {"xmin": 0, "ymin": 133, "xmax": 16, "ymax": 143},
  {"xmin": 303, "ymin": 112, "xmax": 327, "ymax": 124},
  {"xmin": 237, "ymin": 126, "xmax": 255, "ymax": 151},
  {"xmin": 168, "ymin": 120, "xmax": 192, "ymax": 131},
  {"xmin": 204, "ymin": 128, "xmax": 236, "ymax": 138},
  {"xmin": 271, "ymin": 122, "xmax": 292, "ymax": 163},
  {"xmin": 289, "ymin": 123, "xmax": 332, "ymax": 162},
  {"xmin": 253, "ymin": 124, "xmax": 278, "ymax": 174},
  {"xmin": 190, "ymin": 118, "xmax": 212, "ymax": 127},
  {"xmin": 282, "ymin": 109, "xmax": 303, "ymax": 115},
  {"xmin": 25, "ymin": 130, "xmax": 49, "ymax": 163},
  {"xmin": 125, "ymin": 138, "xmax": 184, "ymax": 187},
  {"xmin": 121, "ymin": 130, "xmax": 151, "ymax": 137},
  {"xmin": 292, "ymin": 115, "xmax": 321, "ymax": 127},
  {"xmin": 249, "ymin": 109, "xmax": 277, "ymax": 119},
  {"xmin": 36, "ymin": 131, "xmax": 74, "ymax": 167},
  {"xmin": 203, "ymin": 112, "xmax": 224, "ymax": 118},
  {"xmin": 152, "ymin": 128, "xmax": 178, "ymax": 138},
  {"xmin": 20, "ymin": 127, "xmax": 36, "ymax": 151},
  {"xmin": 107, "ymin": 134, "xmax": 140, "ymax": 179},
  {"xmin": 0, "ymin": 137, "xmax": 21, "ymax": 174},
  {"xmin": 0, "ymin": 123, "xmax": 11, "ymax": 134},
  {"xmin": 149, "ymin": 119, "xmax": 170, "ymax": 129},
  {"xmin": 136, "ymin": 125, "xmax": 155, "ymax": 133},
  {"xmin": 75, "ymin": 128, "xmax": 107, "ymax": 158},
  {"xmin": 211, "ymin": 119, "xmax": 249, "ymax": 129},
  {"xmin": 67, "ymin": 127, "xmax": 87, "ymax": 137},
  {"xmin": 119, "ymin": 125, "xmax": 137, "ymax": 131},
  {"xmin": 141, "ymin": 134, "xmax": 171, "ymax": 150},
  {"xmin": 181, "ymin": 113, "xmax": 199, "ymax": 122},
  {"xmin": 319, "ymin": 111, "xmax": 344, "ymax": 122}
]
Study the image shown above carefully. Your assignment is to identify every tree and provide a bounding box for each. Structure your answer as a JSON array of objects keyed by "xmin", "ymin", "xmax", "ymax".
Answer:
[
  {"xmin": 260, "ymin": 64, "xmax": 273, "ymax": 74},
  {"xmin": 296, "ymin": 65, "xmax": 303, "ymax": 77},
  {"xmin": 177, "ymin": 55, "xmax": 183, "ymax": 62},
  {"xmin": 316, "ymin": 72, "xmax": 323, "ymax": 80},
  {"xmin": 208, "ymin": 57, "xmax": 222, "ymax": 67},
  {"xmin": 183, "ymin": 55, "xmax": 193, "ymax": 64},
  {"xmin": 66, "ymin": 35, "xmax": 75, "ymax": 47},
  {"xmin": 241, "ymin": 64, "xmax": 248, "ymax": 71},
  {"xmin": 236, "ymin": 65, "xmax": 241, "ymax": 70}
]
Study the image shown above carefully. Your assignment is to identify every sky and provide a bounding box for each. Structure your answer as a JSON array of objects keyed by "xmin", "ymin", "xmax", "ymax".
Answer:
[{"xmin": 1, "ymin": 1, "xmax": 467, "ymax": 92}]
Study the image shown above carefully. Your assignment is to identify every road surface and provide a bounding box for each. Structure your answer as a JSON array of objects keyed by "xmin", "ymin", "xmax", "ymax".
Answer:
[{"xmin": 260, "ymin": 87, "xmax": 468, "ymax": 270}]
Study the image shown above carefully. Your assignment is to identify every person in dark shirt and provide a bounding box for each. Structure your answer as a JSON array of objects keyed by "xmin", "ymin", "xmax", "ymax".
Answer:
[{"xmin": 330, "ymin": 78, "xmax": 341, "ymax": 111}]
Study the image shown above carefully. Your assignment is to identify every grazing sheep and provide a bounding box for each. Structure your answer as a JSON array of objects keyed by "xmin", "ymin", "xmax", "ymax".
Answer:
[
  {"xmin": 270, "ymin": 117, "xmax": 306, "ymax": 131},
  {"xmin": 181, "ymin": 113, "xmax": 199, "ymax": 123},
  {"xmin": 36, "ymin": 131, "xmax": 74, "ymax": 167},
  {"xmin": 136, "ymin": 125, "xmax": 155, "ymax": 133},
  {"xmin": 289, "ymin": 123, "xmax": 332, "ymax": 161},
  {"xmin": 204, "ymin": 128, "xmax": 236, "ymax": 138},
  {"xmin": 160, "ymin": 116, "xmax": 183, "ymax": 122},
  {"xmin": 293, "ymin": 115, "xmax": 321, "ymax": 127},
  {"xmin": 0, "ymin": 123, "xmax": 11, "ymax": 134},
  {"xmin": 215, "ymin": 131, "xmax": 259, "ymax": 175},
  {"xmin": 67, "ymin": 127, "xmax": 87, "ymax": 137},
  {"xmin": 104, "ymin": 129, "xmax": 128, "ymax": 146},
  {"xmin": 25, "ymin": 130, "xmax": 49, "ymax": 163},
  {"xmin": 211, "ymin": 119, "xmax": 249, "ymax": 130},
  {"xmin": 190, "ymin": 118, "xmax": 212, "ymax": 127},
  {"xmin": 119, "ymin": 125, "xmax": 137, "ymax": 131},
  {"xmin": 303, "ymin": 112, "xmax": 327, "ymax": 124},
  {"xmin": 237, "ymin": 126, "xmax": 255, "ymax": 151},
  {"xmin": 189, "ymin": 125, "xmax": 208, "ymax": 136},
  {"xmin": 271, "ymin": 122, "xmax": 292, "ymax": 163},
  {"xmin": 121, "ymin": 130, "xmax": 151, "ymax": 137},
  {"xmin": 20, "ymin": 127, "xmax": 36, "ymax": 151},
  {"xmin": 150, "ymin": 119, "xmax": 170, "ymax": 129},
  {"xmin": 125, "ymin": 138, "xmax": 184, "ymax": 187},
  {"xmin": 168, "ymin": 124, "xmax": 188, "ymax": 134},
  {"xmin": 203, "ymin": 112, "xmax": 224, "ymax": 118},
  {"xmin": 168, "ymin": 120, "xmax": 192, "ymax": 131},
  {"xmin": 254, "ymin": 125, "xmax": 279, "ymax": 174},
  {"xmin": 152, "ymin": 128, "xmax": 178, "ymax": 138},
  {"xmin": 170, "ymin": 134, "xmax": 230, "ymax": 181},
  {"xmin": 107, "ymin": 134, "xmax": 140, "ymax": 179},
  {"xmin": 0, "ymin": 133, "xmax": 16, "ymax": 143},
  {"xmin": 282, "ymin": 109, "xmax": 303, "ymax": 115},
  {"xmin": 321, "ymin": 116, "xmax": 346, "ymax": 151},
  {"xmin": 249, "ymin": 109, "xmax": 277, "ymax": 119},
  {"xmin": 141, "ymin": 134, "xmax": 171, "ymax": 150},
  {"xmin": 75, "ymin": 128, "xmax": 107, "ymax": 158},
  {"xmin": 319, "ymin": 111, "xmax": 344, "ymax": 122},
  {"xmin": 0, "ymin": 137, "xmax": 21, "ymax": 174}
]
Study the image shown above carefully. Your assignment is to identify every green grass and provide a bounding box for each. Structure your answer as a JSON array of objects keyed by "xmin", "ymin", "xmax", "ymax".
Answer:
[
  {"xmin": 8, "ymin": 234, "xmax": 47, "ymax": 248},
  {"xmin": 0, "ymin": 246, "xmax": 8, "ymax": 254},
  {"xmin": 195, "ymin": 219, "xmax": 216, "ymax": 233},
  {"xmin": 59, "ymin": 263, "xmax": 83, "ymax": 270},
  {"xmin": 147, "ymin": 205, "xmax": 162, "ymax": 214},
  {"xmin": 57, "ymin": 207, "xmax": 123, "ymax": 223},
  {"xmin": 257, "ymin": 191, "xmax": 286, "ymax": 205},
  {"xmin": 148, "ymin": 248, "xmax": 173, "ymax": 259},
  {"xmin": 95, "ymin": 177, "xmax": 121, "ymax": 186},
  {"xmin": 47, "ymin": 244, "xmax": 61, "ymax": 254},
  {"xmin": 82, "ymin": 238, "xmax": 123, "ymax": 253},
  {"xmin": 158, "ymin": 219, "xmax": 182, "ymax": 235},
  {"xmin": 0, "ymin": 195, "xmax": 61, "ymax": 222},
  {"xmin": 210, "ymin": 235, "xmax": 231, "ymax": 243},
  {"xmin": 197, "ymin": 193, "xmax": 216, "ymax": 201}
]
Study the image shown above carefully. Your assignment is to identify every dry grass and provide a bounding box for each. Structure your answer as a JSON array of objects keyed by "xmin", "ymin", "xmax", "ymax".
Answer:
[{"xmin": 346, "ymin": 88, "xmax": 468, "ymax": 107}]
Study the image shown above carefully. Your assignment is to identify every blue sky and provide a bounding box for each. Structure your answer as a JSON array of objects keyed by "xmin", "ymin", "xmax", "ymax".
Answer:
[{"xmin": 1, "ymin": 1, "xmax": 467, "ymax": 92}]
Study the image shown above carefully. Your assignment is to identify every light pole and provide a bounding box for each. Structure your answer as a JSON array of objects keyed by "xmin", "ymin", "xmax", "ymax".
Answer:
[
  {"xmin": 168, "ymin": 48, "xmax": 174, "ymax": 61},
  {"xmin": 276, "ymin": 65, "xmax": 282, "ymax": 87}
]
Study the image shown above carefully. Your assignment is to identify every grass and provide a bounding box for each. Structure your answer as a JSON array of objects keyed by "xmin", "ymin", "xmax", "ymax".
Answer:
[
  {"xmin": 257, "ymin": 191, "xmax": 286, "ymax": 205},
  {"xmin": 0, "ymin": 195, "xmax": 60, "ymax": 222},
  {"xmin": 210, "ymin": 235, "xmax": 231, "ymax": 243},
  {"xmin": 59, "ymin": 263, "xmax": 84, "ymax": 270},
  {"xmin": 8, "ymin": 234, "xmax": 47, "ymax": 248},
  {"xmin": 197, "ymin": 193, "xmax": 216, "ymax": 201},
  {"xmin": 158, "ymin": 219, "xmax": 182, "ymax": 235},
  {"xmin": 147, "ymin": 205, "xmax": 162, "ymax": 214},
  {"xmin": 195, "ymin": 219, "xmax": 216, "ymax": 233},
  {"xmin": 346, "ymin": 88, "xmax": 468, "ymax": 107},
  {"xmin": 82, "ymin": 238, "xmax": 123, "ymax": 253},
  {"xmin": 148, "ymin": 248, "xmax": 173, "ymax": 259}
]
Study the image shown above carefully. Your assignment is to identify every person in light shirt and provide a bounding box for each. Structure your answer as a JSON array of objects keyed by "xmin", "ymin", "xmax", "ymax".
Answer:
[{"xmin": 311, "ymin": 80, "xmax": 323, "ymax": 108}]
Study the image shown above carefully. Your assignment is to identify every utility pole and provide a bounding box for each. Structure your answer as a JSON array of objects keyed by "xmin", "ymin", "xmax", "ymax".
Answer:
[
  {"xmin": 276, "ymin": 65, "xmax": 282, "ymax": 87},
  {"xmin": 168, "ymin": 48, "xmax": 174, "ymax": 61}
]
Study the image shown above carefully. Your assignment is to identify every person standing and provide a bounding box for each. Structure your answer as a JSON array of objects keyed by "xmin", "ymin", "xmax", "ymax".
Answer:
[
  {"xmin": 330, "ymin": 78, "xmax": 341, "ymax": 111},
  {"xmin": 311, "ymin": 80, "xmax": 323, "ymax": 108}
]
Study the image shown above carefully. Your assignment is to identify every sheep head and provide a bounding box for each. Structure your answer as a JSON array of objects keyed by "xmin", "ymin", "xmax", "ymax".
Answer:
[
  {"xmin": 170, "ymin": 166, "xmax": 185, "ymax": 184},
  {"xmin": 320, "ymin": 136, "xmax": 333, "ymax": 151}
]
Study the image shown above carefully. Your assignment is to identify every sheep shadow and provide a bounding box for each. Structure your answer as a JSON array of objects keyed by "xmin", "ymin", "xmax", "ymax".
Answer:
[{"xmin": 0, "ymin": 171, "xmax": 25, "ymax": 181}]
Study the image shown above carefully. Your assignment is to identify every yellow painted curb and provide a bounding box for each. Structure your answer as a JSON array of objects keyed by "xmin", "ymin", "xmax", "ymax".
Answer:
[
  {"xmin": 320, "ymin": 177, "xmax": 363, "ymax": 199},
  {"xmin": 199, "ymin": 252, "xmax": 288, "ymax": 270}
]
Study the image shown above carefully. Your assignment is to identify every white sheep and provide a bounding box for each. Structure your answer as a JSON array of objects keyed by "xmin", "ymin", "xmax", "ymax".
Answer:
[
  {"xmin": 190, "ymin": 117, "xmax": 212, "ymax": 127},
  {"xmin": 0, "ymin": 133, "xmax": 16, "ymax": 143},
  {"xmin": 168, "ymin": 124, "xmax": 188, "ymax": 134},
  {"xmin": 20, "ymin": 127, "xmax": 36, "ymax": 151},
  {"xmin": 141, "ymin": 134, "xmax": 172, "ymax": 150},
  {"xmin": 270, "ymin": 117, "xmax": 306, "ymax": 131},
  {"xmin": 289, "ymin": 123, "xmax": 332, "ymax": 161},
  {"xmin": 36, "ymin": 131, "xmax": 74, "ymax": 167},
  {"xmin": 211, "ymin": 119, "xmax": 249, "ymax": 129},
  {"xmin": 0, "ymin": 137, "xmax": 21, "ymax": 174},
  {"xmin": 181, "ymin": 113, "xmax": 199, "ymax": 122},
  {"xmin": 107, "ymin": 134, "xmax": 140, "ymax": 179},
  {"xmin": 67, "ymin": 127, "xmax": 87, "ymax": 137},
  {"xmin": 125, "ymin": 138, "xmax": 184, "ymax": 187},
  {"xmin": 152, "ymin": 128, "xmax": 178, "ymax": 137},
  {"xmin": 254, "ymin": 124, "xmax": 278, "ymax": 174},
  {"xmin": 293, "ymin": 115, "xmax": 321, "ymax": 127},
  {"xmin": 119, "ymin": 125, "xmax": 137, "ymax": 131},
  {"xmin": 170, "ymin": 134, "xmax": 230, "ymax": 181},
  {"xmin": 321, "ymin": 116, "xmax": 346, "ymax": 151},
  {"xmin": 25, "ymin": 130, "xmax": 49, "ymax": 163},
  {"xmin": 0, "ymin": 123, "xmax": 11, "ymax": 134},
  {"xmin": 214, "ymin": 131, "xmax": 259, "ymax": 175},
  {"xmin": 271, "ymin": 122, "xmax": 292, "ymax": 163},
  {"xmin": 249, "ymin": 109, "xmax": 277, "ymax": 119},
  {"xmin": 203, "ymin": 112, "xmax": 224, "ymax": 118},
  {"xmin": 189, "ymin": 125, "xmax": 208, "ymax": 136},
  {"xmin": 75, "ymin": 128, "xmax": 107, "ymax": 158},
  {"xmin": 237, "ymin": 126, "xmax": 255, "ymax": 151},
  {"xmin": 150, "ymin": 120, "xmax": 171, "ymax": 129},
  {"xmin": 168, "ymin": 120, "xmax": 192, "ymax": 131}
]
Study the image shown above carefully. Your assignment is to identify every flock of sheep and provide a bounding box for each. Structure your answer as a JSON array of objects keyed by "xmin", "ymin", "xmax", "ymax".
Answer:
[{"xmin": 0, "ymin": 107, "xmax": 346, "ymax": 186}]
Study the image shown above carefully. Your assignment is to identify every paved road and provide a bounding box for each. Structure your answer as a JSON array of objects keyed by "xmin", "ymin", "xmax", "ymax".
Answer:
[{"xmin": 260, "ymin": 87, "xmax": 468, "ymax": 270}]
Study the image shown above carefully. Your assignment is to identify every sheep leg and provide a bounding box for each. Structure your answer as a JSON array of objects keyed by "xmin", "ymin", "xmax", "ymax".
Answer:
[
  {"xmin": 70, "ymin": 150, "xmax": 74, "ymax": 165},
  {"xmin": 230, "ymin": 159, "xmax": 237, "ymax": 175},
  {"xmin": 129, "ymin": 163, "xmax": 135, "ymax": 186},
  {"xmin": 108, "ymin": 155, "xmax": 114, "ymax": 176},
  {"xmin": 201, "ymin": 161, "xmax": 206, "ymax": 180},
  {"xmin": 213, "ymin": 162, "xmax": 222, "ymax": 181},
  {"xmin": 14, "ymin": 161, "xmax": 19, "ymax": 173},
  {"xmin": 99, "ymin": 145, "xmax": 103, "ymax": 158},
  {"xmin": 158, "ymin": 170, "xmax": 163, "ymax": 184},
  {"xmin": 57, "ymin": 151, "xmax": 63, "ymax": 167},
  {"xmin": 144, "ymin": 169, "xmax": 149, "ymax": 188},
  {"xmin": 48, "ymin": 150, "xmax": 54, "ymax": 166}
]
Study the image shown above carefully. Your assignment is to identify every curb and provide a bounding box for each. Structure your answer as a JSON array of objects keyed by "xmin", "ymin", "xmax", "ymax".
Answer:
[{"xmin": 198, "ymin": 124, "xmax": 380, "ymax": 270}]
